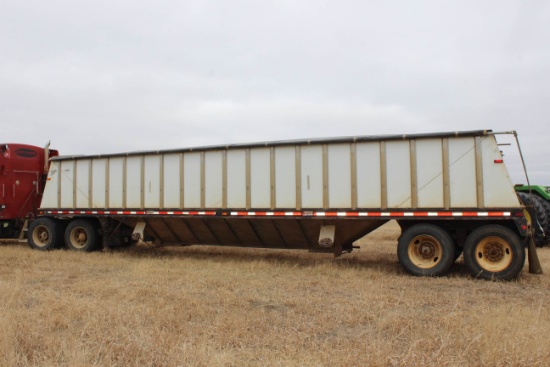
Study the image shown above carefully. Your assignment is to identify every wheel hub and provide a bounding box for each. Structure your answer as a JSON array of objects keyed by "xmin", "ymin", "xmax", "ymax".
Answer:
[
  {"xmin": 475, "ymin": 236, "xmax": 512, "ymax": 272},
  {"xmin": 39, "ymin": 231, "xmax": 49, "ymax": 242},
  {"xmin": 408, "ymin": 235, "xmax": 442, "ymax": 269},
  {"xmin": 483, "ymin": 242, "xmax": 504, "ymax": 263},
  {"xmin": 419, "ymin": 242, "xmax": 436, "ymax": 258}
]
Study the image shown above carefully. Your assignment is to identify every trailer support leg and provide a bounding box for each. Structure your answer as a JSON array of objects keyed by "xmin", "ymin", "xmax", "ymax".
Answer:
[
  {"xmin": 319, "ymin": 225, "xmax": 335, "ymax": 248},
  {"xmin": 528, "ymin": 237, "xmax": 543, "ymax": 274},
  {"xmin": 132, "ymin": 222, "xmax": 147, "ymax": 245}
]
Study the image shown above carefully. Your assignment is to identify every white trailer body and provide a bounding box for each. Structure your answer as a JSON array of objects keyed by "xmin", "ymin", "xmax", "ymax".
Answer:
[
  {"xmin": 30, "ymin": 130, "xmax": 531, "ymax": 280},
  {"xmin": 42, "ymin": 132, "xmax": 519, "ymax": 211}
]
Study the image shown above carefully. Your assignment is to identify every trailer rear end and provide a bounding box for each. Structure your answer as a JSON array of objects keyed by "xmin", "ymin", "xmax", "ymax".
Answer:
[{"xmin": 29, "ymin": 130, "xmax": 531, "ymax": 280}]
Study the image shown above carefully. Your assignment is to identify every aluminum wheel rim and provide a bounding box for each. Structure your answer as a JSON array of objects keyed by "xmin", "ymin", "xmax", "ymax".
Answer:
[
  {"xmin": 32, "ymin": 225, "xmax": 50, "ymax": 248},
  {"xmin": 408, "ymin": 235, "xmax": 442, "ymax": 269},
  {"xmin": 475, "ymin": 236, "xmax": 512, "ymax": 272},
  {"xmin": 69, "ymin": 228, "xmax": 88, "ymax": 249}
]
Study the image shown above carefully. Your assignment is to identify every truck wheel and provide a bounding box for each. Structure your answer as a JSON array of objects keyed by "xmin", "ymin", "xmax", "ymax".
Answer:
[
  {"xmin": 517, "ymin": 192, "xmax": 547, "ymax": 247},
  {"xmin": 397, "ymin": 224, "xmax": 455, "ymax": 276},
  {"xmin": 28, "ymin": 218, "xmax": 62, "ymax": 251},
  {"xmin": 65, "ymin": 219, "xmax": 99, "ymax": 252},
  {"xmin": 463, "ymin": 225, "xmax": 525, "ymax": 280}
]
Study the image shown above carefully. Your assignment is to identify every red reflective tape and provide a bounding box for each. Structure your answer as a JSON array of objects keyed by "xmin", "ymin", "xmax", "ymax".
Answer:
[
  {"xmin": 412, "ymin": 212, "xmax": 428, "ymax": 216},
  {"xmin": 41, "ymin": 209, "xmax": 514, "ymax": 218}
]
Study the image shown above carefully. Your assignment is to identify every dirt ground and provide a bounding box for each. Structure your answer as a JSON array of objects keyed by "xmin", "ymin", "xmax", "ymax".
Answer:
[{"xmin": 1, "ymin": 220, "xmax": 549, "ymax": 366}]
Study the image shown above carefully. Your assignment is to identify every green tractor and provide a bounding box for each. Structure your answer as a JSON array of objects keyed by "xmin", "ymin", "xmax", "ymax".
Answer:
[{"xmin": 515, "ymin": 185, "xmax": 550, "ymax": 247}]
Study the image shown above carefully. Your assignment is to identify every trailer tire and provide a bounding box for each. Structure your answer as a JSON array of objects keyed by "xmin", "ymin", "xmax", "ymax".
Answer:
[
  {"xmin": 28, "ymin": 218, "xmax": 62, "ymax": 251},
  {"xmin": 517, "ymin": 192, "xmax": 547, "ymax": 247},
  {"xmin": 397, "ymin": 224, "xmax": 455, "ymax": 276},
  {"xmin": 463, "ymin": 225, "xmax": 525, "ymax": 280},
  {"xmin": 65, "ymin": 219, "xmax": 100, "ymax": 252}
]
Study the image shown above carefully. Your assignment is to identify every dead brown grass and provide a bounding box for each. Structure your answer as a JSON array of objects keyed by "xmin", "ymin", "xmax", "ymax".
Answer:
[{"xmin": 1, "ymin": 221, "xmax": 550, "ymax": 367}]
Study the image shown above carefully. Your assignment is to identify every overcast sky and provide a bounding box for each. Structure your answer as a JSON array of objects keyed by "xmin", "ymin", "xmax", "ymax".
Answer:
[{"xmin": 1, "ymin": 1, "xmax": 549, "ymax": 183}]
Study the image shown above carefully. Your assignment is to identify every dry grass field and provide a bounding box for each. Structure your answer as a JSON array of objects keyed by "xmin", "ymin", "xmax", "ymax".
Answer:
[{"xmin": 1, "ymin": 220, "xmax": 549, "ymax": 367}]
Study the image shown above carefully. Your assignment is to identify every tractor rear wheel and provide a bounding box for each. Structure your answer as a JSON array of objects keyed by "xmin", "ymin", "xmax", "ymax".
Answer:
[{"xmin": 517, "ymin": 192, "xmax": 547, "ymax": 247}]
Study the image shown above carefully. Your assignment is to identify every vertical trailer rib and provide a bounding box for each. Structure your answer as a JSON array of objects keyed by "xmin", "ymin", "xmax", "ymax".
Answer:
[
  {"xmin": 350, "ymin": 142, "xmax": 357, "ymax": 210},
  {"xmin": 295, "ymin": 146, "xmax": 301, "ymax": 210},
  {"xmin": 122, "ymin": 157, "xmax": 127, "ymax": 208},
  {"xmin": 72, "ymin": 160, "xmax": 77, "ymax": 209},
  {"xmin": 200, "ymin": 152, "xmax": 205, "ymax": 208},
  {"xmin": 475, "ymin": 136, "xmax": 484, "ymax": 208},
  {"xmin": 160, "ymin": 155, "xmax": 165, "ymax": 209},
  {"xmin": 245, "ymin": 149, "xmax": 252, "ymax": 209},
  {"xmin": 222, "ymin": 150, "xmax": 228, "ymax": 209},
  {"xmin": 409, "ymin": 139, "xmax": 418, "ymax": 209},
  {"xmin": 105, "ymin": 158, "xmax": 110, "ymax": 209},
  {"xmin": 179, "ymin": 153, "xmax": 184, "ymax": 209},
  {"xmin": 270, "ymin": 147, "xmax": 275, "ymax": 210},
  {"xmin": 380, "ymin": 141, "xmax": 388, "ymax": 210},
  {"xmin": 442, "ymin": 138, "xmax": 451, "ymax": 209},
  {"xmin": 322, "ymin": 144, "xmax": 329, "ymax": 210}
]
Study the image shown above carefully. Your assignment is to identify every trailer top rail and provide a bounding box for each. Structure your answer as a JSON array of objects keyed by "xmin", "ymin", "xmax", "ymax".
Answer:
[{"xmin": 52, "ymin": 129, "xmax": 496, "ymax": 161}]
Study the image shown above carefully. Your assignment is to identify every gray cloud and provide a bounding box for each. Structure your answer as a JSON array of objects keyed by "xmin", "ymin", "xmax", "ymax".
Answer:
[{"xmin": 1, "ymin": 0, "xmax": 549, "ymax": 183}]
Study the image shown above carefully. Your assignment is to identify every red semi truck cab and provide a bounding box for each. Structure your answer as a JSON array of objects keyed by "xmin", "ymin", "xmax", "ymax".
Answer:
[{"xmin": 0, "ymin": 143, "xmax": 58, "ymax": 238}]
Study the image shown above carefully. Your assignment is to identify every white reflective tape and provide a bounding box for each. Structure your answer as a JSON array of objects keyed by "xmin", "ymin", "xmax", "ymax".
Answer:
[
  {"xmin": 478, "ymin": 212, "xmax": 489, "ymax": 216},
  {"xmin": 428, "ymin": 212, "xmax": 438, "ymax": 216}
]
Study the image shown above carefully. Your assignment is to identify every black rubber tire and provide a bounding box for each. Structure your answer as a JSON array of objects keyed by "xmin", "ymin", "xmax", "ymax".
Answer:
[
  {"xmin": 397, "ymin": 224, "xmax": 456, "ymax": 276},
  {"xmin": 28, "ymin": 218, "xmax": 62, "ymax": 251},
  {"xmin": 463, "ymin": 225, "xmax": 525, "ymax": 281},
  {"xmin": 64, "ymin": 219, "xmax": 100, "ymax": 252},
  {"xmin": 517, "ymin": 192, "xmax": 547, "ymax": 247},
  {"xmin": 534, "ymin": 196, "xmax": 550, "ymax": 246}
]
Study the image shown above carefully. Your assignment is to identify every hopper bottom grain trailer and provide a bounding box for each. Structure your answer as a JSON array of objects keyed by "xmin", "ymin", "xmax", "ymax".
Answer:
[{"xmin": 23, "ymin": 130, "xmax": 534, "ymax": 280}]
